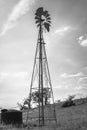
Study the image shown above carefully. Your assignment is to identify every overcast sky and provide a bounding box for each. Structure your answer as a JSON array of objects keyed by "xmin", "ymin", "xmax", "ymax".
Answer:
[{"xmin": 0, "ymin": 0, "xmax": 87, "ymax": 108}]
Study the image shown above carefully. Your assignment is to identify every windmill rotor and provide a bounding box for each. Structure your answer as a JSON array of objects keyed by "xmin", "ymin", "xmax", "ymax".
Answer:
[{"xmin": 35, "ymin": 7, "xmax": 51, "ymax": 32}]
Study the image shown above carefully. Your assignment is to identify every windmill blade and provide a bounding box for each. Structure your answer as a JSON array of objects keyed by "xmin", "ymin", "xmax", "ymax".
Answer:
[
  {"xmin": 46, "ymin": 13, "xmax": 50, "ymax": 17},
  {"xmin": 35, "ymin": 16, "xmax": 40, "ymax": 20},
  {"xmin": 44, "ymin": 22, "xmax": 50, "ymax": 32},
  {"xmin": 46, "ymin": 17, "xmax": 51, "ymax": 20},
  {"xmin": 35, "ymin": 20, "xmax": 40, "ymax": 24},
  {"xmin": 37, "ymin": 23, "xmax": 40, "ymax": 27},
  {"xmin": 44, "ymin": 10, "xmax": 50, "ymax": 17},
  {"xmin": 43, "ymin": 10, "xmax": 48, "ymax": 16},
  {"xmin": 47, "ymin": 20, "xmax": 51, "ymax": 23}
]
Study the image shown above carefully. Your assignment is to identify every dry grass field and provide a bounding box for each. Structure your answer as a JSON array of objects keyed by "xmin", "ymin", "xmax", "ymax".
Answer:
[{"xmin": 0, "ymin": 98, "xmax": 87, "ymax": 130}]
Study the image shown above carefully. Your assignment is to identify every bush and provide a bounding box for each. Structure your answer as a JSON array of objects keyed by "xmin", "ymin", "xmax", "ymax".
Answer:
[
  {"xmin": 62, "ymin": 100, "xmax": 75, "ymax": 107},
  {"xmin": 62, "ymin": 95, "xmax": 76, "ymax": 108}
]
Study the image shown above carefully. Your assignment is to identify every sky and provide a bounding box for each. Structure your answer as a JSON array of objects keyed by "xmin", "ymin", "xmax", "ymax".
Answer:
[{"xmin": 0, "ymin": 0, "xmax": 87, "ymax": 108}]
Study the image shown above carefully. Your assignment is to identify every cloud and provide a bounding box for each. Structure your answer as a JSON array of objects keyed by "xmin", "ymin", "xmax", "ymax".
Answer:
[
  {"xmin": 60, "ymin": 72, "xmax": 87, "ymax": 90},
  {"xmin": 60, "ymin": 72, "xmax": 83, "ymax": 78},
  {"xmin": 80, "ymin": 39, "xmax": 87, "ymax": 46},
  {"xmin": 77, "ymin": 77, "xmax": 87, "ymax": 89},
  {"xmin": 65, "ymin": 58, "xmax": 76, "ymax": 67},
  {"xmin": 0, "ymin": 0, "xmax": 37, "ymax": 36},
  {"xmin": 78, "ymin": 77, "xmax": 87, "ymax": 84},
  {"xmin": 0, "ymin": 71, "xmax": 28, "ymax": 83},
  {"xmin": 54, "ymin": 85, "xmax": 70, "ymax": 90},
  {"xmin": 78, "ymin": 35, "xmax": 87, "ymax": 47},
  {"xmin": 1, "ymin": 71, "xmax": 28, "ymax": 77},
  {"xmin": 75, "ymin": 93, "xmax": 87, "ymax": 98},
  {"xmin": 54, "ymin": 26, "xmax": 72, "ymax": 36},
  {"xmin": 78, "ymin": 36, "xmax": 84, "ymax": 42}
]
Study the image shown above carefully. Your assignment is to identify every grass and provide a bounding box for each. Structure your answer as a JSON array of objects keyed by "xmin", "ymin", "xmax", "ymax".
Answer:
[
  {"xmin": 55, "ymin": 99, "xmax": 87, "ymax": 130},
  {"xmin": 0, "ymin": 98, "xmax": 87, "ymax": 130}
]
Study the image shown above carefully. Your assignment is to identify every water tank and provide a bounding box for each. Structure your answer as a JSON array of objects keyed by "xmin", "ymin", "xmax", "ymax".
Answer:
[{"xmin": 1, "ymin": 109, "xmax": 22, "ymax": 125}]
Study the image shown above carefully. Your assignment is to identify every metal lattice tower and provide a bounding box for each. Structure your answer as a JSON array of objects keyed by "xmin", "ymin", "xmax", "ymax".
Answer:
[{"xmin": 27, "ymin": 7, "xmax": 57, "ymax": 126}]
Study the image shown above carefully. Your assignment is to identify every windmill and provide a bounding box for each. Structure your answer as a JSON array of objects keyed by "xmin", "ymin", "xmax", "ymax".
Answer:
[{"xmin": 27, "ymin": 7, "xmax": 57, "ymax": 126}]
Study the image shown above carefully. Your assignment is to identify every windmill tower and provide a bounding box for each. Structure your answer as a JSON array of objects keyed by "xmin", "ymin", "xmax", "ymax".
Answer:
[{"xmin": 27, "ymin": 7, "xmax": 57, "ymax": 126}]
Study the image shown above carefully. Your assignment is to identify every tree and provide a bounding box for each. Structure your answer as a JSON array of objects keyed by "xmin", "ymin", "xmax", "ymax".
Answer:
[
  {"xmin": 31, "ymin": 88, "xmax": 51, "ymax": 106},
  {"xmin": 17, "ymin": 97, "xmax": 31, "ymax": 110}
]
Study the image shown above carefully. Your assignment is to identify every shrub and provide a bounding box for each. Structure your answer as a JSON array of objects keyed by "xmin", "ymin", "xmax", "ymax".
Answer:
[{"xmin": 62, "ymin": 95, "xmax": 76, "ymax": 108}]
